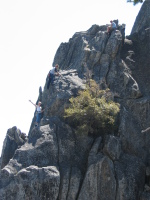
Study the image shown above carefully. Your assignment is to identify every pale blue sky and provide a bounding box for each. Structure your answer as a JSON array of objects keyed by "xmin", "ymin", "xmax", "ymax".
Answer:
[{"xmin": 0, "ymin": 0, "xmax": 142, "ymax": 155}]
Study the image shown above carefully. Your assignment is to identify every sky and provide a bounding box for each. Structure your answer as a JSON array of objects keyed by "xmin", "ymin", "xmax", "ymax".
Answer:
[{"xmin": 0, "ymin": 0, "xmax": 142, "ymax": 155}]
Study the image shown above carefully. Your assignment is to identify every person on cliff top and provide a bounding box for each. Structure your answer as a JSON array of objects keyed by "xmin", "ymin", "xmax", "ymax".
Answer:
[
  {"xmin": 29, "ymin": 100, "xmax": 44, "ymax": 128},
  {"xmin": 47, "ymin": 64, "xmax": 60, "ymax": 89},
  {"xmin": 106, "ymin": 20, "xmax": 117, "ymax": 34}
]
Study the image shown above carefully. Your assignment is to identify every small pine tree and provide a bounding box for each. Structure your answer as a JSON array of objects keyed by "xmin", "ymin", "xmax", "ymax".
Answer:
[{"xmin": 64, "ymin": 80, "xmax": 120, "ymax": 136}]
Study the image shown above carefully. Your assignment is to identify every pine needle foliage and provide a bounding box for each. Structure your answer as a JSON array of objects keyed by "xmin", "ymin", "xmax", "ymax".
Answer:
[
  {"xmin": 64, "ymin": 80, "xmax": 120, "ymax": 136},
  {"xmin": 127, "ymin": 0, "xmax": 143, "ymax": 5}
]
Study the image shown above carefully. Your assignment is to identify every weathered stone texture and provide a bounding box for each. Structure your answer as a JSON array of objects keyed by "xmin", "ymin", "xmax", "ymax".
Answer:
[
  {"xmin": 1, "ymin": 4, "xmax": 150, "ymax": 199},
  {"xmin": 131, "ymin": 0, "xmax": 150, "ymax": 34}
]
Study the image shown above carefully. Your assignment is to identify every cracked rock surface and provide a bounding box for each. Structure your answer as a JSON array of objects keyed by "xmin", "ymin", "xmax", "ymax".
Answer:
[{"xmin": 1, "ymin": 2, "xmax": 150, "ymax": 198}]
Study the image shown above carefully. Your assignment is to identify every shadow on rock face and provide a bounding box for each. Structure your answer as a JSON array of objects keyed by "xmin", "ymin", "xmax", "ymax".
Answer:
[{"xmin": 28, "ymin": 127, "xmax": 42, "ymax": 146}]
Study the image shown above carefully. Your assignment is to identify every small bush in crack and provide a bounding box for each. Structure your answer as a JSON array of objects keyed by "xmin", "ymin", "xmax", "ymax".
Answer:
[{"xmin": 64, "ymin": 80, "xmax": 120, "ymax": 136}]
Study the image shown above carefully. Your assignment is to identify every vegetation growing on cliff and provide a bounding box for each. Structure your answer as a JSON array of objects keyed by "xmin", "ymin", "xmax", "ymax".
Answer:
[
  {"xmin": 127, "ymin": 0, "xmax": 143, "ymax": 5},
  {"xmin": 64, "ymin": 80, "xmax": 120, "ymax": 136}
]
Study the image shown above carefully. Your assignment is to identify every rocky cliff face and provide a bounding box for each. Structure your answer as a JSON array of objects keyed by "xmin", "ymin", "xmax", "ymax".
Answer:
[
  {"xmin": 1, "ymin": 1, "xmax": 150, "ymax": 199},
  {"xmin": 131, "ymin": 0, "xmax": 150, "ymax": 34}
]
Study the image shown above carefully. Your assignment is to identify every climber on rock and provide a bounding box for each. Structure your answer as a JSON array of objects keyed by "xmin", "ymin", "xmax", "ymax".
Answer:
[
  {"xmin": 106, "ymin": 20, "xmax": 117, "ymax": 34},
  {"xmin": 47, "ymin": 64, "xmax": 60, "ymax": 89},
  {"xmin": 29, "ymin": 100, "xmax": 44, "ymax": 128}
]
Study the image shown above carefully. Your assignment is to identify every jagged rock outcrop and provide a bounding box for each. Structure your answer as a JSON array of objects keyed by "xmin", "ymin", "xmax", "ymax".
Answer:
[
  {"xmin": 1, "ymin": 1, "xmax": 150, "ymax": 199},
  {"xmin": 0, "ymin": 126, "xmax": 27, "ymax": 169},
  {"xmin": 53, "ymin": 23, "xmax": 141, "ymax": 99}
]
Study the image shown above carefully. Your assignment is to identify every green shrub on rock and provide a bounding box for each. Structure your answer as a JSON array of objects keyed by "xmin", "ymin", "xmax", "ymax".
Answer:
[{"xmin": 64, "ymin": 80, "xmax": 120, "ymax": 136}]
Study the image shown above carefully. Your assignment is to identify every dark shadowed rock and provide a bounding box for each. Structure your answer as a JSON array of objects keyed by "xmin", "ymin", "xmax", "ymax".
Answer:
[
  {"xmin": 115, "ymin": 154, "xmax": 145, "ymax": 200},
  {"xmin": 103, "ymin": 135, "xmax": 122, "ymax": 161},
  {"xmin": 131, "ymin": 0, "xmax": 150, "ymax": 34},
  {"xmin": 1, "ymin": 126, "xmax": 26, "ymax": 169}
]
